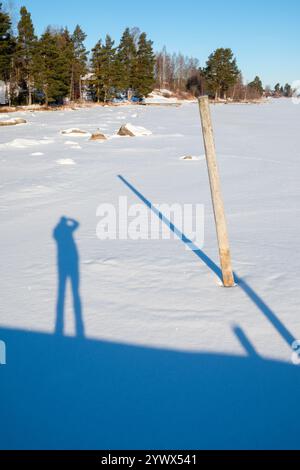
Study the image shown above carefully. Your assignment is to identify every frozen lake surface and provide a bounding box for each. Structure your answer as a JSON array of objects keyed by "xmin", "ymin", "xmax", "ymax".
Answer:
[{"xmin": 1, "ymin": 99, "xmax": 300, "ymax": 449}]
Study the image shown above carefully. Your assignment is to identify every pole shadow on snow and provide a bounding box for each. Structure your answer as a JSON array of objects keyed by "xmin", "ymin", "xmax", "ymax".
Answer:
[
  {"xmin": 233, "ymin": 326, "xmax": 259, "ymax": 358},
  {"xmin": 118, "ymin": 175, "xmax": 295, "ymax": 348},
  {"xmin": 53, "ymin": 217, "xmax": 85, "ymax": 337}
]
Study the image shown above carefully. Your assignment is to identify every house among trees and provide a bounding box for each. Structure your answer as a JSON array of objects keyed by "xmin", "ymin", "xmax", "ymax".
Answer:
[{"xmin": 81, "ymin": 73, "xmax": 95, "ymax": 101}]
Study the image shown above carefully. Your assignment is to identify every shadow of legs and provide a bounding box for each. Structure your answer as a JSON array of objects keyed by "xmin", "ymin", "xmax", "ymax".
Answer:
[
  {"xmin": 55, "ymin": 273, "xmax": 66, "ymax": 335},
  {"xmin": 71, "ymin": 271, "xmax": 85, "ymax": 338}
]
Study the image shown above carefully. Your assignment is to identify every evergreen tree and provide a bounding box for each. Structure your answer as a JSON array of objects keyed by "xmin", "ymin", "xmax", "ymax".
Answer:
[
  {"xmin": 0, "ymin": 2, "xmax": 15, "ymax": 98},
  {"xmin": 205, "ymin": 48, "xmax": 239, "ymax": 100},
  {"xmin": 284, "ymin": 83, "xmax": 292, "ymax": 97},
  {"xmin": 133, "ymin": 32, "xmax": 155, "ymax": 97},
  {"xmin": 274, "ymin": 83, "xmax": 281, "ymax": 94},
  {"xmin": 100, "ymin": 35, "xmax": 117, "ymax": 102},
  {"xmin": 90, "ymin": 40, "xmax": 103, "ymax": 102},
  {"xmin": 248, "ymin": 76, "xmax": 264, "ymax": 96},
  {"xmin": 34, "ymin": 29, "xmax": 58, "ymax": 105},
  {"xmin": 58, "ymin": 27, "xmax": 74, "ymax": 94},
  {"xmin": 116, "ymin": 27, "xmax": 137, "ymax": 96},
  {"xmin": 34, "ymin": 27, "xmax": 72, "ymax": 105},
  {"xmin": 16, "ymin": 6, "xmax": 37, "ymax": 105},
  {"xmin": 91, "ymin": 35, "xmax": 117, "ymax": 102},
  {"xmin": 70, "ymin": 25, "xmax": 88, "ymax": 101}
]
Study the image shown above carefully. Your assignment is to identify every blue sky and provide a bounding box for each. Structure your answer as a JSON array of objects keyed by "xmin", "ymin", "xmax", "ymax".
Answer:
[{"xmin": 11, "ymin": 0, "xmax": 300, "ymax": 86}]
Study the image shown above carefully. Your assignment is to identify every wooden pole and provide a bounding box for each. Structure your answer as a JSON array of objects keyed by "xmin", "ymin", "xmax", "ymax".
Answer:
[{"xmin": 198, "ymin": 96, "xmax": 235, "ymax": 287}]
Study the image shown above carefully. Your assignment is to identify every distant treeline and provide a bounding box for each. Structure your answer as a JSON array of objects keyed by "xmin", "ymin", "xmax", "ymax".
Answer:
[
  {"xmin": 0, "ymin": 4, "xmax": 294, "ymax": 106},
  {"xmin": 0, "ymin": 5, "xmax": 155, "ymax": 105},
  {"xmin": 155, "ymin": 48, "xmax": 294, "ymax": 101}
]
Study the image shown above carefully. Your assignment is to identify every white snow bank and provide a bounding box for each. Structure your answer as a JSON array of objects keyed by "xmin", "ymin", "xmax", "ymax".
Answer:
[
  {"xmin": 61, "ymin": 128, "xmax": 90, "ymax": 137},
  {"xmin": 64, "ymin": 141, "xmax": 78, "ymax": 146},
  {"xmin": 0, "ymin": 138, "xmax": 54, "ymax": 149},
  {"xmin": 159, "ymin": 88, "xmax": 173, "ymax": 96},
  {"xmin": 56, "ymin": 158, "xmax": 76, "ymax": 165},
  {"xmin": 0, "ymin": 117, "xmax": 27, "ymax": 126},
  {"xmin": 64, "ymin": 141, "xmax": 82, "ymax": 149},
  {"xmin": 145, "ymin": 92, "xmax": 178, "ymax": 104},
  {"xmin": 145, "ymin": 89, "xmax": 196, "ymax": 105}
]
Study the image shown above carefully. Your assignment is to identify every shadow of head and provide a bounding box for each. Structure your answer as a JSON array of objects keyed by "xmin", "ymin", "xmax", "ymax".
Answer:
[{"xmin": 53, "ymin": 217, "xmax": 80, "ymax": 265}]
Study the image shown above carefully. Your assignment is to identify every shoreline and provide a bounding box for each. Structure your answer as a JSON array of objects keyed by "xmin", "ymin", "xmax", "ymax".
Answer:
[{"xmin": 0, "ymin": 97, "xmax": 273, "ymax": 114}]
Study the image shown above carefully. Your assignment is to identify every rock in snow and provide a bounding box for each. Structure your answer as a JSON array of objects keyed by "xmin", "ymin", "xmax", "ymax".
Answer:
[
  {"xmin": 180, "ymin": 155, "xmax": 203, "ymax": 161},
  {"xmin": 117, "ymin": 123, "xmax": 152, "ymax": 137},
  {"xmin": 0, "ymin": 118, "xmax": 27, "ymax": 126},
  {"xmin": 90, "ymin": 130, "xmax": 107, "ymax": 141}
]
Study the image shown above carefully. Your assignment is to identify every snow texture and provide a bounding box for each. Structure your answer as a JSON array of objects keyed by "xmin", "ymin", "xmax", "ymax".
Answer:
[
  {"xmin": 0, "ymin": 138, "xmax": 54, "ymax": 149},
  {"xmin": 1, "ymin": 99, "xmax": 300, "ymax": 449}
]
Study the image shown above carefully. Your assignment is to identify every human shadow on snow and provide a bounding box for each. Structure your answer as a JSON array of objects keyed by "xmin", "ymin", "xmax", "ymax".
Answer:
[{"xmin": 53, "ymin": 217, "xmax": 85, "ymax": 338}]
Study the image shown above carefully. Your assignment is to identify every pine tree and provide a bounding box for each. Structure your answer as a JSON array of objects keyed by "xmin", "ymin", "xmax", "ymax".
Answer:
[
  {"xmin": 91, "ymin": 40, "xmax": 103, "ymax": 102},
  {"xmin": 205, "ymin": 48, "xmax": 239, "ymax": 100},
  {"xmin": 58, "ymin": 27, "xmax": 74, "ymax": 96},
  {"xmin": 16, "ymin": 6, "xmax": 37, "ymax": 105},
  {"xmin": 133, "ymin": 32, "xmax": 155, "ymax": 98},
  {"xmin": 70, "ymin": 25, "xmax": 88, "ymax": 101},
  {"xmin": 116, "ymin": 27, "xmax": 137, "ymax": 96},
  {"xmin": 274, "ymin": 83, "xmax": 281, "ymax": 94},
  {"xmin": 248, "ymin": 76, "xmax": 264, "ymax": 97},
  {"xmin": 0, "ymin": 2, "xmax": 15, "ymax": 101},
  {"xmin": 34, "ymin": 27, "xmax": 72, "ymax": 105},
  {"xmin": 34, "ymin": 29, "xmax": 58, "ymax": 105},
  {"xmin": 100, "ymin": 35, "xmax": 117, "ymax": 102},
  {"xmin": 284, "ymin": 83, "xmax": 292, "ymax": 97},
  {"xmin": 91, "ymin": 35, "xmax": 117, "ymax": 102}
]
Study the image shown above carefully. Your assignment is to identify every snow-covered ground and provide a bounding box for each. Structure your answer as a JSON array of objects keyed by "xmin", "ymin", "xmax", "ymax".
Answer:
[
  {"xmin": 1, "ymin": 99, "xmax": 300, "ymax": 449},
  {"xmin": 145, "ymin": 88, "xmax": 194, "ymax": 104}
]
